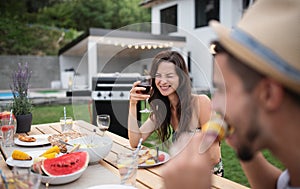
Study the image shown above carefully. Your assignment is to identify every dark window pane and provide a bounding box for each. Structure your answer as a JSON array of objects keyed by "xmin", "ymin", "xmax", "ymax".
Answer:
[
  {"xmin": 243, "ymin": 0, "xmax": 251, "ymax": 10},
  {"xmin": 160, "ymin": 5, "xmax": 177, "ymax": 34},
  {"xmin": 195, "ymin": 0, "xmax": 219, "ymax": 28}
]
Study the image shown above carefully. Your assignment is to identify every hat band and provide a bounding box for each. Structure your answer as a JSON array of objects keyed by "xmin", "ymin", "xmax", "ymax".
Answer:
[{"xmin": 230, "ymin": 28, "xmax": 300, "ymax": 81}]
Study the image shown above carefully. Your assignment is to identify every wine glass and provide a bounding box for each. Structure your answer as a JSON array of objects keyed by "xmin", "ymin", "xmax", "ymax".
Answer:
[
  {"xmin": 96, "ymin": 114, "xmax": 110, "ymax": 136},
  {"xmin": 138, "ymin": 76, "xmax": 152, "ymax": 113}
]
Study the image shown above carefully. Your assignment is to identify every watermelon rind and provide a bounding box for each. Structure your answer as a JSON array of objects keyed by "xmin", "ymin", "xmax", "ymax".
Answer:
[
  {"xmin": 40, "ymin": 165, "xmax": 87, "ymax": 185},
  {"xmin": 41, "ymin": 151, "xmax": 89, "ymax": 177}
]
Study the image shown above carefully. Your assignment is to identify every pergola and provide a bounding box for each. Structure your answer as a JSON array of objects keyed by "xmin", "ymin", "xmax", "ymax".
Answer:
[{"xmin": 58, "ymin": 28, "xmax": 186, "ymax": 90}]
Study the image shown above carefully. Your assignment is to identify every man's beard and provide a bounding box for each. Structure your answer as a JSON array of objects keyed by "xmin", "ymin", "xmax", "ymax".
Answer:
[
  {"xmin": 238, "ymin": 145, "xmax": 254, "ymax": 161},
  {"xmin": 236, "ymin": 114, "xmax": 260, "ymax": 161}
]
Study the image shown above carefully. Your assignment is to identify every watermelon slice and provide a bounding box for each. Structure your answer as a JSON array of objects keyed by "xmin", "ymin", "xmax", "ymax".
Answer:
[{"xmin": 41, "ymin": 151, "xmax": 89, "ymax": 176}]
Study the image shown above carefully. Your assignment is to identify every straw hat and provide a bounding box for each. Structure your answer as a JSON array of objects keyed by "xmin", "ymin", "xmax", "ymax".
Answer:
[{"xmin": 210, "ymin": 0, "xmax": 300, "ymax": 94}]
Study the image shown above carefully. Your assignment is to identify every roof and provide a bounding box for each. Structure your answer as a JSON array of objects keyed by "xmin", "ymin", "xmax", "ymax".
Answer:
[
  {"xmin": 58, "ymin": 28, "xmax": 186, "ymax": 56},
  {"xmin": 139, "ymin": 0, "xmax": 168, "ymax": 8}
]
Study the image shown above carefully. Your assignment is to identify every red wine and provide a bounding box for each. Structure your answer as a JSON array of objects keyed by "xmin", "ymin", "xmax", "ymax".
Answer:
[
  {"xmin": 99, "ymin": 127, "xmax": 109, "ymax": 132},
  {"xmin": 137, "ymin": 84, "xmax": 151, "ymax": 94}
]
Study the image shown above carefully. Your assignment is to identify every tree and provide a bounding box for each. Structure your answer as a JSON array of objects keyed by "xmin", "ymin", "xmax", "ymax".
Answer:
[
  {"xmin": 0, "ymin": 0, "xmax": 151, "ymax": 55},
  {"xmin": 36, "ymin": 0, "xmax": 151, "ymax": 31}
]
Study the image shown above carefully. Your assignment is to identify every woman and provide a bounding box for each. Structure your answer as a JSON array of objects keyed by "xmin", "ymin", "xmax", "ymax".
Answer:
[{"xmin": 128, "ymin": 50, "xmax": 223, "ymax": 176}]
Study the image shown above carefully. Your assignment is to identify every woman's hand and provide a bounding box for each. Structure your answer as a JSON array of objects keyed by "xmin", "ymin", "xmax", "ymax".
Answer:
[{"xmin": 129, "ymin": 81, "xmax": 151, "ymax": 104}]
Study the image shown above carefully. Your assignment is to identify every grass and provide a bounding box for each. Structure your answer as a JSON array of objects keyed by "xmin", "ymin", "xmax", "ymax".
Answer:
[
  {"xmin": 31, "ymin": 104, "xmax": 90, "ymax": 125},
  {"xmin": 31, "ymin": 103, "xmax": 285, "ymax": 188}
]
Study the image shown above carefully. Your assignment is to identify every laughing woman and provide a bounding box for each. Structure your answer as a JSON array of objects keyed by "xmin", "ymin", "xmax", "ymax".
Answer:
[{"xmin": 128, "ymin": 50, "xmax": 223, "ymax": 176}]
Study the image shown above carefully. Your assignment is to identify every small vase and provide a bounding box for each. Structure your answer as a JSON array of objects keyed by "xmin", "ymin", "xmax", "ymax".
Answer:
[{"xmin": 16, "ymin": 113, "xmax": 32, "ymax": 133}]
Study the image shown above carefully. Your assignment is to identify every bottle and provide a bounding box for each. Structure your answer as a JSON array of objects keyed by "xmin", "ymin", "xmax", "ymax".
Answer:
[
  {"xmin": 68, "ymin": 75, "xmax": 73, "ymax": 91},
  {"xmin": 199, "ymin": 112, "xmax": 234, "ymax": 153}
]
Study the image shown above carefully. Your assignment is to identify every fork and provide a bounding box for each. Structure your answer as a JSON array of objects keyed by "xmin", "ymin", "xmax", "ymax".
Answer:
[
  {"xmin": 90, "ymin": 128, "xmax": 97, "ymax": 143},
  {"xmin": 58, "ymin": 140, "xmax": 74, "ymax": 147},
  {"xmin": 155, "ymin": 146, "xmax": 159, "ymax": 163}
]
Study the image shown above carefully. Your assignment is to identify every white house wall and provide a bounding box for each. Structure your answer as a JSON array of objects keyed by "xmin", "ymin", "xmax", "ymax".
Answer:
[{"xmin": 220, "ymin": 0, "xmax": 243, "ymax": 27}]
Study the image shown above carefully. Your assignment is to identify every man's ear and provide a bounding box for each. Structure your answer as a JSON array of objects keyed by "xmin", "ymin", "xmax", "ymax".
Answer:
[{"xmin": 255, "ymin": 78, "xmax": 284, "ymax": 110}]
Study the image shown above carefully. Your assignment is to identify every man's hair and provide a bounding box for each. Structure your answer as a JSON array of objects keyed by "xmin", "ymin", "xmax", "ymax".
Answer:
[{"xmin": 212, "ymin": 41, "xmax": 300, "ymax": 106}]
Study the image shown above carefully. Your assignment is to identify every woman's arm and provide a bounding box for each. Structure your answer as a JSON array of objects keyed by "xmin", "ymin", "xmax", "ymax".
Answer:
[{"xmin": 128, "ymin": 81, "xmax": 156, "ymax": 148}]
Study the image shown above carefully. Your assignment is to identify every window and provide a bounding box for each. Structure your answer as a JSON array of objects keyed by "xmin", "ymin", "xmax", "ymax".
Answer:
[
  {"xmin": 160, "ymin": 5, "xmax": 177, "ymax": 34},
  {"xmin": 195, "ymin": 0, "xmax": 219, "ymax": 28},
  {"xmin": 243, "ymin": 0, "xmax": 254, "ymax": 11}
]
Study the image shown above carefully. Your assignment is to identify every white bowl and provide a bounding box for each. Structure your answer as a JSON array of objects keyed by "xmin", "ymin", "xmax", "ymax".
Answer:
[
  {"xmin": 40, "ymin": 165, "xmax": 87, "ymax": 185},
  {"xmin": 69, "ymin": 135, "xmax": 113, "ymax": 163}
]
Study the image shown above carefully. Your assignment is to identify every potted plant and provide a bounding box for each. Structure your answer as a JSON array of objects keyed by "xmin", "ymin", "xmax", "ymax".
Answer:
[{"xmin": 10, "ymin": 62, "xmax": 33, "ymax": 133}]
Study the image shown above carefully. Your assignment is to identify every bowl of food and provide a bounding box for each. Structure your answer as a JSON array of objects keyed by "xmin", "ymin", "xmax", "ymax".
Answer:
[
  {"xmin": 68, "ymin": 135, "xmax": 113, "ymax": 163},
  {"xmin": 31, "ymin": 151, "xmax": 89, "ymax": 185}
]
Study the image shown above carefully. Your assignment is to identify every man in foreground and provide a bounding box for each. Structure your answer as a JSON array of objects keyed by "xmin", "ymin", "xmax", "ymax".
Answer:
[{"xmin": 162, "ymin": 0, "xmax": 300, "ymax": 188}]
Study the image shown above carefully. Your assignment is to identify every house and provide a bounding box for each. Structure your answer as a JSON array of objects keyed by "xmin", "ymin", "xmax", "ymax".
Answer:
[
  {"xmin": 140, "ymin": 0, "xmax": 252, "ymax": 91},
  {"xmin": 58, "ymin": 0, "xmax": 252, "ymax": 92}
]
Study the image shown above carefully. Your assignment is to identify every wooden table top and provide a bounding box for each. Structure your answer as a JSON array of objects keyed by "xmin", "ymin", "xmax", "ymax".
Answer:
[{"xmin": 0, "ymin": 120, "xmax": 249, "ymax": 189}]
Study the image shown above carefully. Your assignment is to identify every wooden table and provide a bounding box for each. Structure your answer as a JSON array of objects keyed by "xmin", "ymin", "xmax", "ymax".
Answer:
[{"xmin": 0, "ymin": 120, "xmax": 249, "ymax": 189}]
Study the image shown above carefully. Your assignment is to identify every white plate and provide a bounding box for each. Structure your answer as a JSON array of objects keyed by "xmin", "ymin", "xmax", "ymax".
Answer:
[
  {"xmin": 6, "ymin": 150, "xmax": 44, "ymax": 168},
  {"xmin": 14, "ymin": 134, "xmax": 51, "ymax": 147},
  {"xmin": 138, "ymin": 151, "xmax": 170, "ymax": 168},
  {"xmin": 87, "ymin": 185, "xmax": 137, "ymax": 189},
  {"xmin": 40, "ymin": 165, "xmax": 87, "ymax": 185}
]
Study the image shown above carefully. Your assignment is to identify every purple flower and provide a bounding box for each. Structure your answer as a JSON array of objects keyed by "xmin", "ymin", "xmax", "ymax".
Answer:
[{"xmin": 10, "ymin": 62, "xmax": 33, "ymax": 115}]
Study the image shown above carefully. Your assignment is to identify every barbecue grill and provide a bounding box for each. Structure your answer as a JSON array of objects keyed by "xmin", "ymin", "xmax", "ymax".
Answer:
[{"xmin": 92, "ymin": 73, "xmax": 141, "ymax": 138}]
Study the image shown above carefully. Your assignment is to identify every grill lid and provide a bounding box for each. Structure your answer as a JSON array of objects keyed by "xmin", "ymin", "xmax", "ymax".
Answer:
[{"xmin": 92, "ymin": 72, "xmax": 141, "ymax": 91}]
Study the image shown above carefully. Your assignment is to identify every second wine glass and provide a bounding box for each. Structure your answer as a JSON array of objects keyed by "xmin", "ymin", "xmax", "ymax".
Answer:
[{"xmin": 96, "ymin": 114, "xmax": 110, "ymax": 136}]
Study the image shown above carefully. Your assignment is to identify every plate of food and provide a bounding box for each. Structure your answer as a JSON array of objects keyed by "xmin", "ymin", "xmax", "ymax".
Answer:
[
  {"xmin": 6, "ymin": 150, "xmax": 43, "ymax": 168},
  {"xmin": 14, "ymin": 134, "xmax": 51, "ymax": 147},
  {"xmin": 6, "ymin": 146, "xmax": 62, "ymax": 168},
  {"xmin": 48, "ymin": 132, "xmax": 86, "ymax": 153},
  {"xmin": 138, "ymin": 149, "xmax": 170, "ymax": 168}
]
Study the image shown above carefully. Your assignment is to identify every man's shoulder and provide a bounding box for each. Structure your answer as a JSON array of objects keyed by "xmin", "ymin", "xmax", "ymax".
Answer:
[{"xmin": 277, "ymin": 170, "xmax": 300, "ymax": 189}]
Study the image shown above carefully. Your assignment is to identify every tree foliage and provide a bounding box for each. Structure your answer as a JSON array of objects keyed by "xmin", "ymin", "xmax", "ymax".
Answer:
[
  {"xmin": 0, "ymin": 0, "xmax": 151, "ymax": 55},
  {"xmin": 0, "ymin": 17, "xmax": 82, "ymax": 55},
  {"xmin": 36, "ymin": 0, "xmax": 150, "ymax": 31}
]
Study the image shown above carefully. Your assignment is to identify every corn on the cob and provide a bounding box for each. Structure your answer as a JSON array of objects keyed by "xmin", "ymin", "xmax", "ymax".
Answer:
[
  {"xmin": 199, "ymin": 112, "xmax": 234, "ymax": 154},
  {"xmin": 39, "ymin": 145, "xmax": 60, "ymax": 157},
  {"xmin": 41, "ymin": 152, "xmax": 58, "ymax": 159},
  {"xmin": 12, "ymin": 150, "xmax": 32, "ymax": 160}
]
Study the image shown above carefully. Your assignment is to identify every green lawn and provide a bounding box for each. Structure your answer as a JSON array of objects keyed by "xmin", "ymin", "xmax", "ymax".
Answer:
[
  {"xmin": 31, "ymin": 103, "xmax": 285, "ymax": 188},
  {"xmin": 31, "ymin": 104, "xmax": 90, "ymax": 125}
]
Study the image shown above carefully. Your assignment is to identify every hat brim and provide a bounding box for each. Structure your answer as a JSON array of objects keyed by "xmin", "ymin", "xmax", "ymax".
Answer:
[{"xmin": 210, "ymin": 20, "xmax": 300, "ymax": 94}]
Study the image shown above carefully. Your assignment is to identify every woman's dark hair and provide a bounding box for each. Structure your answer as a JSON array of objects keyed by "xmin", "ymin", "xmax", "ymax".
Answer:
[{"xmin": 148, "ymin": 50, "xmax": 193, "ymax": 142}]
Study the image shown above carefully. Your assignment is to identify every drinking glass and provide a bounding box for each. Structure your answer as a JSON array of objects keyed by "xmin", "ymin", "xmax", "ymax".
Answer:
[
  {"xmin": 117, "ymin": 151, "xmax": 138, "ymax": 186},
  {"xmin": 0, "ymin": 117, "xmax": 16, "ymax": 147},
  {"xmin": 96, "ymin": 114, "xmax": 110, "ymax": 136},
  {"xmin": 138, "ymin": 76, "xmax": 152, "ymax": 113},
  {"xmin": 6, "ymin": 167, "xmax": 42, "ymax": 189},
  {"xmin": 60, "ymin": 117, "xmax": 73, "ymax": 133}
]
